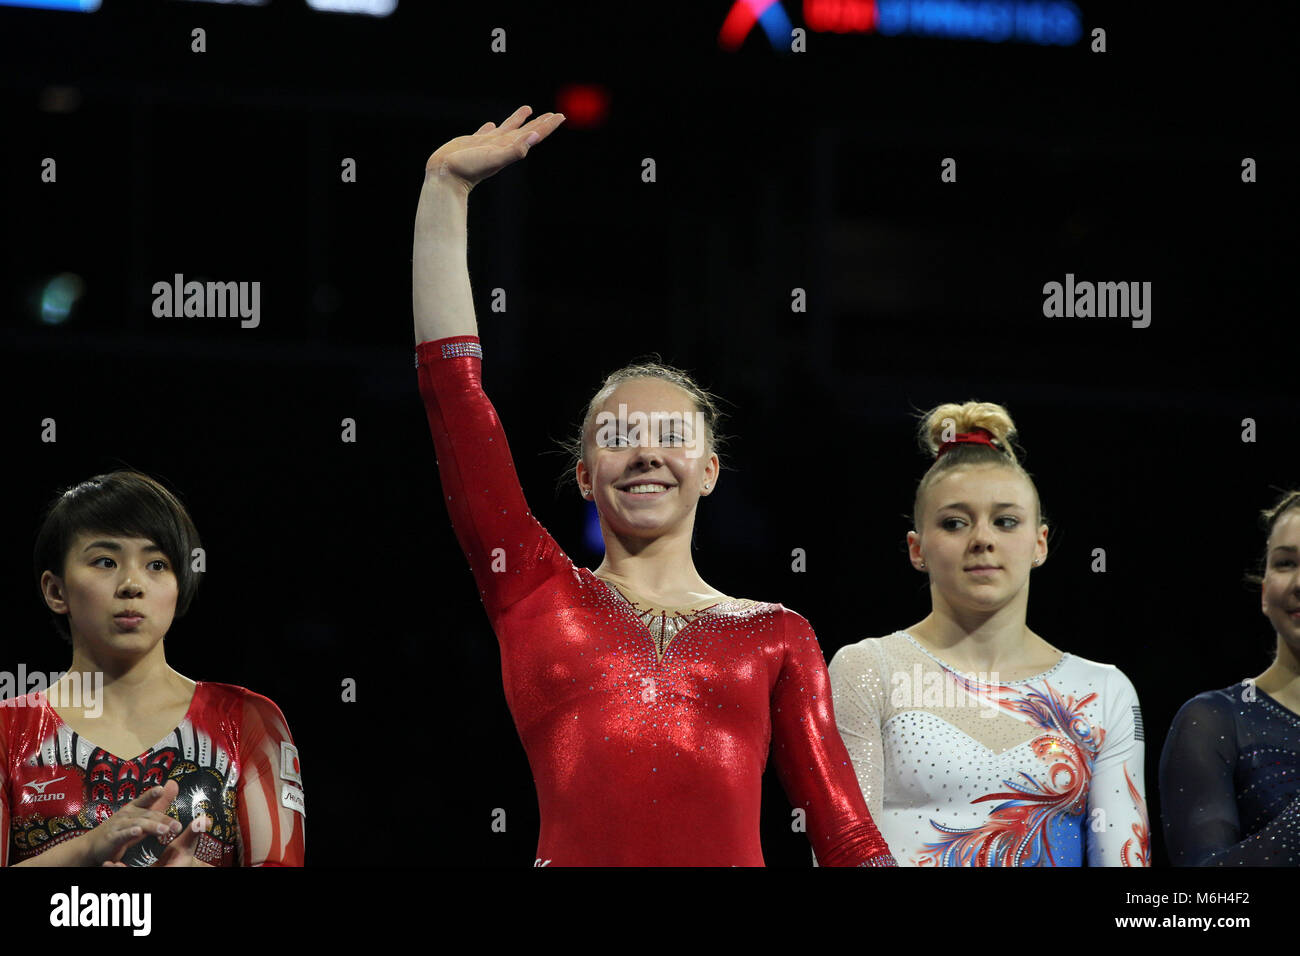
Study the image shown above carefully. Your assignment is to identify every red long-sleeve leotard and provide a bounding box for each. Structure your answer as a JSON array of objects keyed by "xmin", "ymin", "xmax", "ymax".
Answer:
[{"xmin": 418, "ymin": 334, "xmax": 895, "ymax": 866}]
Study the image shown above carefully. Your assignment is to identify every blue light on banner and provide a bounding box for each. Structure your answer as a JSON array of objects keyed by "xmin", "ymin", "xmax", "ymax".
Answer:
[
  {"xmin": 584, "ymin": 500, "xmax": 605, "ymax": 555},
  {"xmin": 39, "ymin": 273, "xmax": 86, "ymax": 326},
  {"xmin": 754, "ymin": 0, "xmax": 795, "ymax": 48},
  {"xmin": 0, "ymin": 0, "xmax": 101, "ymax": 10},
  {"xmin": 719, "ymin": 0, "xmax": 796, "ymax": 52},
  {"xmin": 729, "ymin": 0, "xmax": 1083, "ymax": 48},
  {"xmin": 305, "ymin": 0, "xmax": 396, "ymax": 15},
  {"xmin": 875, "ymin": 0, "xmax": 1082, "ymax": 45}
]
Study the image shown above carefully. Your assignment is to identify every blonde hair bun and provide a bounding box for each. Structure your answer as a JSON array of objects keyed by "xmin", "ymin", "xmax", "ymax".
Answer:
[{"xmin": 918, "ymin": 400, "xmax": 1019, "ymax": 464}]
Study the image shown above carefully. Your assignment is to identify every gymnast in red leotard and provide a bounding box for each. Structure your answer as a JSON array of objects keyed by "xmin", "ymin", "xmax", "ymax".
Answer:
[
  {"xmin": 2, "ymin": 470, "xmax": 305, "ymax": 867},
  {"xmin": 413, "ymin": 105, "xmax": 896, "ymax": 866}
]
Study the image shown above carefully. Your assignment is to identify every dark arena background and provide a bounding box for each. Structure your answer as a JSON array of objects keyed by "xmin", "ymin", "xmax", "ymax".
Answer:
[{"xmin": 1, "ymin": 0, "xmax": 1294, "ymax": 934}]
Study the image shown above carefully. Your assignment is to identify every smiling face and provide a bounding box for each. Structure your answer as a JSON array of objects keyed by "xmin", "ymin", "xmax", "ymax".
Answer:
[
  {"xmin": 908, "ymin": 464, "xmax": 1047, "ymax": 613},
  {"xmin": 575, "ymin": 377, "xmax": 719, "ymax": 541},
  {"xmin": 1262, "ymin": 509, "xmax": 1300, "ymax": 648},
  {"xmin": 40, "ymin": 532, "xmax": 178, "ymax": 657}
]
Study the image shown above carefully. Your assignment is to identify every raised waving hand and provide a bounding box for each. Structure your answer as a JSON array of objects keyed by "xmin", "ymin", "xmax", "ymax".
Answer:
[
  {"xmin": 413, "ymin": 104, "xmax": 565, "ymax": 343},
  {"xmin": 425, "ymin": 104, "xmax": 566, "ymax": 191}
]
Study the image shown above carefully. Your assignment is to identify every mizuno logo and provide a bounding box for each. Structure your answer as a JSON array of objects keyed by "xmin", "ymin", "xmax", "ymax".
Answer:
[
  {"xmin": 24, "ymin": 776, "xmax": 67, "ymax": 794},
  {"xmin": 23, "ymin": 776, "xmax": 68, "ymax": 802}
]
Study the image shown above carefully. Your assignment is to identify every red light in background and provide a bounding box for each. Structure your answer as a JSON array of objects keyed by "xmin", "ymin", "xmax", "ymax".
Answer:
[
  {"xmin": 719, "ymin": 0, "xmax": 779, "ymax": 51},
  {"xmin": 805, "ymin": 0, "xmax": 878, "ymax": 33},
  {"xmin": 555, "ymin": 85, "xmax": 611, "ymax": 129}
]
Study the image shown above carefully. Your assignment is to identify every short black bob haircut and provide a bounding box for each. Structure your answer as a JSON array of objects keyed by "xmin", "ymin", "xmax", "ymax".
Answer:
[{"xmin": 33, "ymin": 470, "xmax": 203, "ymax": 644}]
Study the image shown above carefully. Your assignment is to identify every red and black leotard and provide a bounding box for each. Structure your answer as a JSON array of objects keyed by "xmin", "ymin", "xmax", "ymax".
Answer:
[
  {"xmin": 1, "ymin": 682, "xmax": 305, "ymax": 866},
  {"xmin": 417, "ymin": 334, "xmax": 895, "ymax": 866}
]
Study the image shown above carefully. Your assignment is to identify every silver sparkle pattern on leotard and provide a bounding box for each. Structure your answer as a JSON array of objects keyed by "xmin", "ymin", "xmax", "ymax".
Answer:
[
  {"xmin": 1160, "ymin": 680, "xmax": 1300, "ymax": 866},
  {"xmin": 597, "ymin": 579, "xmax": 757, "ymax": 663},
  {"xmin": 441, "ymin": 341, "xmax": 483, "ymax": 360}
]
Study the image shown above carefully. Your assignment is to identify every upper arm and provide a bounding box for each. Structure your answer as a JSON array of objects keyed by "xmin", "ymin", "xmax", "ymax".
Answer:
[
  {"xmin": 236, "ymin": 693, "xmax": 306, "ymax": 867},
  {"xmin": 1086, "ymin": 669, "xmax": 1149, "ymax": 866},
  {"xmin": 827, "ymin": 643, "xmax": 886, "ymax": 821},
  {"xmin": 415, "ymin": 338, "xmax": 567, "ymax": 619},
  {"xmin": 771, "ymin": 613, "xmax": 892, "ymax": 865},
  {"xmin": 1158, "ymin": 692, "xmax": 1240, "ymax": 866},
  {"xmin": 769, "ymin": 612, "xmax": 840, "ymax": 803},
  {"xmin": 0, "ymin": 721, "xmax": 8, "ymax": 868}
]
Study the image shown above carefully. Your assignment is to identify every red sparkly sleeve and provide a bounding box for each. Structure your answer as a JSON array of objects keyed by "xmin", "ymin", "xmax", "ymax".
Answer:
[
  {"xmin": 0, "ymin": 711, "xmax": 9, "ymax": 868},
  {"xmin": 770, "ymin": 610, "xmax": 897, "ymax": 867},
  {"xmin": 416, "ymin": 334, "xmax": 567, "ymax": 620},
  {"xmin": 235, "ymin": 691, "xmax": 305, "ymax": 867}
]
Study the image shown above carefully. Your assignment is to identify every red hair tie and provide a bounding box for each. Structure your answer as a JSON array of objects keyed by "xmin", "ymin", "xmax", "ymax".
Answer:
[{"xmin": 936, "ymin": 427, "xmax": 998, "ymax": 460}]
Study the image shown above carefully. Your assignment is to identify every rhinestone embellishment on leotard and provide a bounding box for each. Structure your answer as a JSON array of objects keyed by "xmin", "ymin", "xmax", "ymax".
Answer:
[
  {"xmin": 617, "ymin": 592, "xmax": 717, "ymax": 661},
  {"xmin": 599, "ymin": 580, "xmax": 753, "ymax": 663},
  {"xmin": 441, "ymin": 341, "xmax": 483, "ymax": 360}
]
